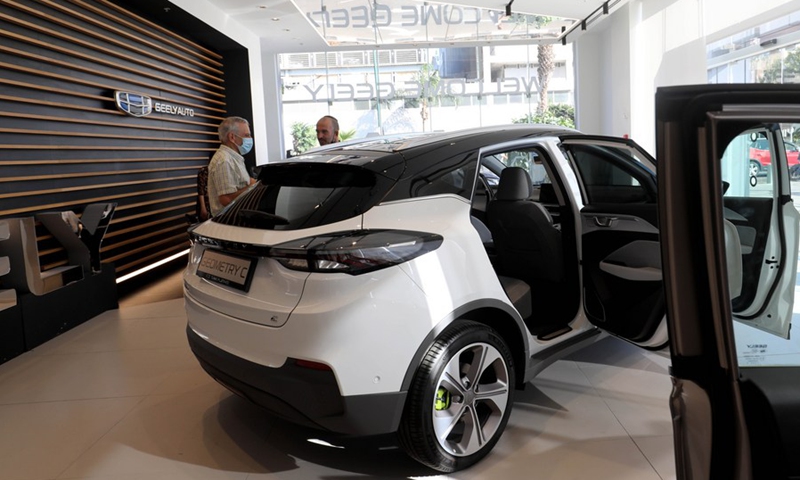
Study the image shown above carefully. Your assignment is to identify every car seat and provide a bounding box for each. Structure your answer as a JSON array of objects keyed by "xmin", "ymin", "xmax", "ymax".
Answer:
[{"xmin": 487, "ymin": 167, "xmax": 564, "ymax": 283}]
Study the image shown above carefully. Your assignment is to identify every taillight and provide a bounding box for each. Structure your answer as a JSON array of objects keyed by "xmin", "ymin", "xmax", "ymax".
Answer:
[{"xmin": 270, "ymin": 230, "xmax": 443, "ymax": 275}]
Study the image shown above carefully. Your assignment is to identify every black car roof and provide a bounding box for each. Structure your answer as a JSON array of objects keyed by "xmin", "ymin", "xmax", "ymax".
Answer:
[{"xmin": 280, "ymin": 124, "xmax": 578, "ymax": 169}]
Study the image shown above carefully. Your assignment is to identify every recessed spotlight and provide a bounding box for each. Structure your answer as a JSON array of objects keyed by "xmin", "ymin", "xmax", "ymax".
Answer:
[{"xmin": 272, "ymin": 17, "xmax": 280, "ymax": 21}]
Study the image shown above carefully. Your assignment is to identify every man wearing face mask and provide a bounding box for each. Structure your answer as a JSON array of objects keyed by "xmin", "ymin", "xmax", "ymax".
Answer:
[{"xmin": 207, "ymin": 116, "xmax": 257, "ymax": 216}]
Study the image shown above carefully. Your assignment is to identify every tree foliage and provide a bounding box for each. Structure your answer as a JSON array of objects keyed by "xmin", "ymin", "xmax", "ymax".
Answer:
[
  {"xmin": 415, "ymin": 63, "xmax": 441, "ymax": 132},
  {"xmin": 759, "ymin": 49, "xmax": 800, "ymax": 83},
  {"xmin": 513, "ymin": 104, "xmax": 575, "ymax": 129},
  {"xmin": 339, "ymin": 128, "xmax": 356, "ymax": 141},
  {"xmin": 290, "ymin": 122, "xmax": 316, "ymax": 155}
]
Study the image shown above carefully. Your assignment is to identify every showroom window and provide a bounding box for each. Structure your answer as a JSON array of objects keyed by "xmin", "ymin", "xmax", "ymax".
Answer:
[
  {"xmin": 280, "ymin": 44, "xmax": 575, "ymax": 154},
  {"xmin": 707, "ymin": 10, "xmax": 800, "ymax": 85},
  {"xmin": 708, "ymin": 10, "xmax": 800, "ymax": 145}
]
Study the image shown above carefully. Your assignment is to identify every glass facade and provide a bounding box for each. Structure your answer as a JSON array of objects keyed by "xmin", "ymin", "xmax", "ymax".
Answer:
[
  {"xmin": 708, "ymin": 10, "xmax": 800, "ymax": 143},
  {"xmin": 707, "ymin": 10, "xmax": 800, "ymax": 85},
  {"xmin": 280, "ymin": 44, "xmax": 575, "ymax": 154}
]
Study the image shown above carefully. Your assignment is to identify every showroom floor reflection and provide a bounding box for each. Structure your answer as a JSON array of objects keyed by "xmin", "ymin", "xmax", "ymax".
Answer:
[{"xmin": 0, "ymin": 267, "xmax": 676, "ymax": 480}]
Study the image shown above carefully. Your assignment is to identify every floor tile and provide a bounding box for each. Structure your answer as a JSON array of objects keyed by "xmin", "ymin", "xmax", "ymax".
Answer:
[
  {"xmin": 0, "ymin": 347, "xmax": 197, "ymax": 405},
  {"xmin": 33, "ymin": 315, "xmax": 189, "ymax": 355},
  {"xmin": 0, "ymin": 398, "xmax": 142, "ymax": 480},
  {"xmin": 461, "ymin": 437, "xmax": 664, "ymax": 480},
  {"xmin": 0, "ymin": 271, "xmax": 678, "ymax": 480},
  {"xmin": 633, "ymin": 435, "xmax": 677, "ymax": 480}
]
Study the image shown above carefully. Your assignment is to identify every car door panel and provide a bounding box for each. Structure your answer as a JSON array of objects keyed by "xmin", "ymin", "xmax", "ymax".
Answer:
[
  {"xmin": 598, "ymin": 239, "xmax": 662, "ymax": 281},
  {"xmin": 724, "ymin": 197, "xmax": 781, "ymax": 312},
  {"xmin": 581, "ymin": 205, "xmax": 660, "ymax": 233},
  {"xmin": 561, "ymin": 137, "xmax": 666, "ymax": 346},
  {"xmin": 582, "ymin": 228, "xmax": 663, "ymax": 342},
  {"xmin": 656, "ymin": 84, "xmax": 800, "ymax": 480}
]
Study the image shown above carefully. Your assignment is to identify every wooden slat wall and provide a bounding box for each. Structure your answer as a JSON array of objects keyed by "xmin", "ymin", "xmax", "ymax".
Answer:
[{"xmin": 0, "ymin": 0, "xmax": 227, "ymax": 276}]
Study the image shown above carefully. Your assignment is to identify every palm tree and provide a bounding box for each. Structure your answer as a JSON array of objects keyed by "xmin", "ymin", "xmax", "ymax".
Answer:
[
  {"xmin": 531, "ymin": 16, "xmax": 555, "ymax": 115},
  {"xmin": 339, "ymin": 128, "xmax": 356, "ymax": 141},
  {"xmin": 415, "ymin": 63, "xmax": 441, "ymax": 132},
  {"xmin": 511, "ymin": 14, "xmax": 556, "ymax": 115},
  {"xmin": 536, "ymin": 41, "xmax": 555, "ymax": 114}
]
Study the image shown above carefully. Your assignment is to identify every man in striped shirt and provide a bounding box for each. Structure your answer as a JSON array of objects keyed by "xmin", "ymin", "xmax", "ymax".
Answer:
[{"xmin": 208, "ymin": 116, "xmax": 256, "ymax": 216}]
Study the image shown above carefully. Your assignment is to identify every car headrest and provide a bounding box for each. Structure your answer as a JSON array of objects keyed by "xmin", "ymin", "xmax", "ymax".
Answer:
[{"xmin": 496, "ymin": 167, "xmax": 531, "ymax": 201}]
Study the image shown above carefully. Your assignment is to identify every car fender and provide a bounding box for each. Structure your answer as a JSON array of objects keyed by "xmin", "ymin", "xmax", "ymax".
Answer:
[{"xmin": 398, "ymin": 298, "xmax": 530, "ymax": 392}]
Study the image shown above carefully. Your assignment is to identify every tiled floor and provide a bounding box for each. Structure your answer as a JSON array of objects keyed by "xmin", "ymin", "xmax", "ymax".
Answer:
[{"xmin": 0, "ymin": 266, "xmax": 676, "ymax": 480}]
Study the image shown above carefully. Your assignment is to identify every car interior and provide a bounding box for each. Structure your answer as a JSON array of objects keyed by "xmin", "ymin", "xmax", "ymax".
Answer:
[
  {"xmin": 470, "ymin": 140, "xmax": 667, "ymax": 345},
  {"xmin": 472, "ymin": 148, "xmax": 581, "ymax": 339},
  {"xmin": 722, "ymin": 130, "xmax": 785, "ymax": 317}
]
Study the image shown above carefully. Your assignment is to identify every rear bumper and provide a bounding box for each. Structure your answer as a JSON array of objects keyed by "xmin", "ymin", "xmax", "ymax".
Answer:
[{"xmin": 187, "ymin": 326, "xmax": 407, "ymax": 435}]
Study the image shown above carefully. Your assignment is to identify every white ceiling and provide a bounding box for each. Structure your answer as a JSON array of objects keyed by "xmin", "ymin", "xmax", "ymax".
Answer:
[{"xmin": 198, "ymin": 0, "xmax": 621, "ymax": 53}]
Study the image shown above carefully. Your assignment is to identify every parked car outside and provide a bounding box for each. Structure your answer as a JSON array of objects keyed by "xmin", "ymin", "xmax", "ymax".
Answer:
[
  {"xmin": 748, "ymin": 136, "xmax": 800, "ymax": 178},
  {"xmin": 183, "ymin": 125, "xmax": 663, "ymax": 472}
]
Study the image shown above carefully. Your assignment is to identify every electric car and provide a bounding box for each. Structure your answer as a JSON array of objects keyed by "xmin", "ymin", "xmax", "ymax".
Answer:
[{"xmin": 184, "ymin": 124, "xmax": 670, "ymax": 472}]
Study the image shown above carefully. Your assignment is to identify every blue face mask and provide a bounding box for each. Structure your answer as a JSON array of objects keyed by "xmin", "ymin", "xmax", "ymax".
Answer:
[{"xmin": 234, "ymin": 134, "xmax": 253, "ymax": 155}]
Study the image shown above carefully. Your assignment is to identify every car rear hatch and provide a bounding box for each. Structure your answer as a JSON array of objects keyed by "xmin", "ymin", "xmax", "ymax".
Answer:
[{"xmin": 185, "ymin": 159, "xmax": 404, "ymax": 327}]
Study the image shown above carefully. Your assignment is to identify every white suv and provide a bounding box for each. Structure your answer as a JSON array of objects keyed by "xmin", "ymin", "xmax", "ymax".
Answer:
[{"xmin": 184, "ymin": 124, "xmax": 667, "ymax": 472}]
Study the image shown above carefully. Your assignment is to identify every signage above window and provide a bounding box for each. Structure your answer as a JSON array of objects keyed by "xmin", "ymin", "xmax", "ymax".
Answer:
[{"xmin": 293, "ymin": 1, "xmax": 574, "ymax": 47}]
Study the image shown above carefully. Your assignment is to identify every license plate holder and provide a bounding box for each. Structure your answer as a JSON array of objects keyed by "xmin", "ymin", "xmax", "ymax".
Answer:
[{"xmin": 197, "ymin": 249, "xmax": 256, "ymax": 292}]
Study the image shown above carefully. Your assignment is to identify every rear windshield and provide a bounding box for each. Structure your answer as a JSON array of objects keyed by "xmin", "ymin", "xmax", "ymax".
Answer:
[{"xmin": 212, "ymin": 163, "xmax": 394, "ymax": 230}]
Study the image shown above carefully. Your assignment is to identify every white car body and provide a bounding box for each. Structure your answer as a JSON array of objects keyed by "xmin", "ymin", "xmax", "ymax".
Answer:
[{"xmin": 184, "ymin": 125, "xmax": 668, "ymax": 472}]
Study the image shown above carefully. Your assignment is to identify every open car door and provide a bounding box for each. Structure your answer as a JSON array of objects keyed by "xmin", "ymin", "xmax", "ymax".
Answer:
[
  {"xmin": 560, "ymin": 136, "xmax": 668, "ymax": 349},
  {"xmin": 657, "ymin": 84, "xmax": 800, "ymax": 480}
]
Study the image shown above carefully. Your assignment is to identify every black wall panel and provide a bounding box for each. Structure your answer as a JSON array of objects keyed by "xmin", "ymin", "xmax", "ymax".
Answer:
[{"xmin": 0, "ymin": 0, "xmax": 248, "ymax": 277}]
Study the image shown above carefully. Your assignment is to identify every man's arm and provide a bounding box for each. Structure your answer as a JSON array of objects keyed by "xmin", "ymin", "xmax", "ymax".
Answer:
[{"xmin": 218, "ymin": 177, "xmax": 256, "ymax": 207}]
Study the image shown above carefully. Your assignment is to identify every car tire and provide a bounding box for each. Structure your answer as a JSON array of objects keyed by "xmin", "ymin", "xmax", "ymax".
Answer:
[
  {"xmin": 749, "ymin": 159, "xmax": 762, "ymax": 177},
  {"xmin": 398, "ymin": 320, "xmax": 515, "ymax": 472},
  {"xmin": 791, "ymin": 165, "xmax": 800, "ymax": 181}
]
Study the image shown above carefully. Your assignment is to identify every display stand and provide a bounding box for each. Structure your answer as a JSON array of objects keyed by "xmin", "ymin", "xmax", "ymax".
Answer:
[
  {"xmin": 0, "ymin": 204, "xmax": 119, "ymax": 363},
  {"xmin": 0, "ymin": 220, "xmax": 24, "ymax": 363},
  {"xmin": 20, "ymin": 264, "xmax": 117, "ymax": 350}
]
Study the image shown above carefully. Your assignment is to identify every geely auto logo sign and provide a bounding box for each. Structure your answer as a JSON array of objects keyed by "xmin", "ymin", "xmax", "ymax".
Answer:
[
  {"xmin": 115, "ymin": 91, "xmax": 152, "ymax": 117},
  {"xmin": 114, "ymin": 91, "xmax": 195, "ymax": 117}
]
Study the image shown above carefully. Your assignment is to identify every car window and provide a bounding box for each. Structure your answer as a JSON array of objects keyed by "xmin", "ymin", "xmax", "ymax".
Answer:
[
  {"xmin": 488, "ymin": 150, "xmax": 550, "ymax": 184},
  {"xmin": 720, "ymin": 127, "xmax": 800, "ymax": 365},
  {"xmin": 564, "ymin": 144, "xmax": 655, "ymax": 204},
  {"xmin": 384, "ymin": 150, "xmax": 478, "ymax": 202},
  {"xmin": 212, "ymin": 164, "xmax": 393, "ymax": 230},
  {"xmin": 479, "ymin": 148, "xmax": 557, "ymax": 200}
]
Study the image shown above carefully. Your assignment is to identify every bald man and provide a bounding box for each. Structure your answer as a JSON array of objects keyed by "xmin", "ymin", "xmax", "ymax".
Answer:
[{"xmin": 316, "ymin": 115, "xmax": 340, "ymax": 146}]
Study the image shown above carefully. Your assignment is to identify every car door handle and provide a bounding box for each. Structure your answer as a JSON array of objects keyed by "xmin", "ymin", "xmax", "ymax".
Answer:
[{"xmin": 593, "ymin": 216, "xmax": 618, "ymax": 227}]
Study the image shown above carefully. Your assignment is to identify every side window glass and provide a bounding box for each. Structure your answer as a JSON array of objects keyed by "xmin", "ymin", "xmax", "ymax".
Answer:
[
  {"xmin": 406, "ymin": 153, "xmax": 477, "ymax": 200},
  {"xmin": 566, "ymin": 144, "xmax": 653, "ymax": 204},
  {"xmin": 720, "ymin": 128, "xmax": 800, "ymax": 366},
  {"xmin": 481, "ymin": 149, "xmax": 554, "ymax": 193}
]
